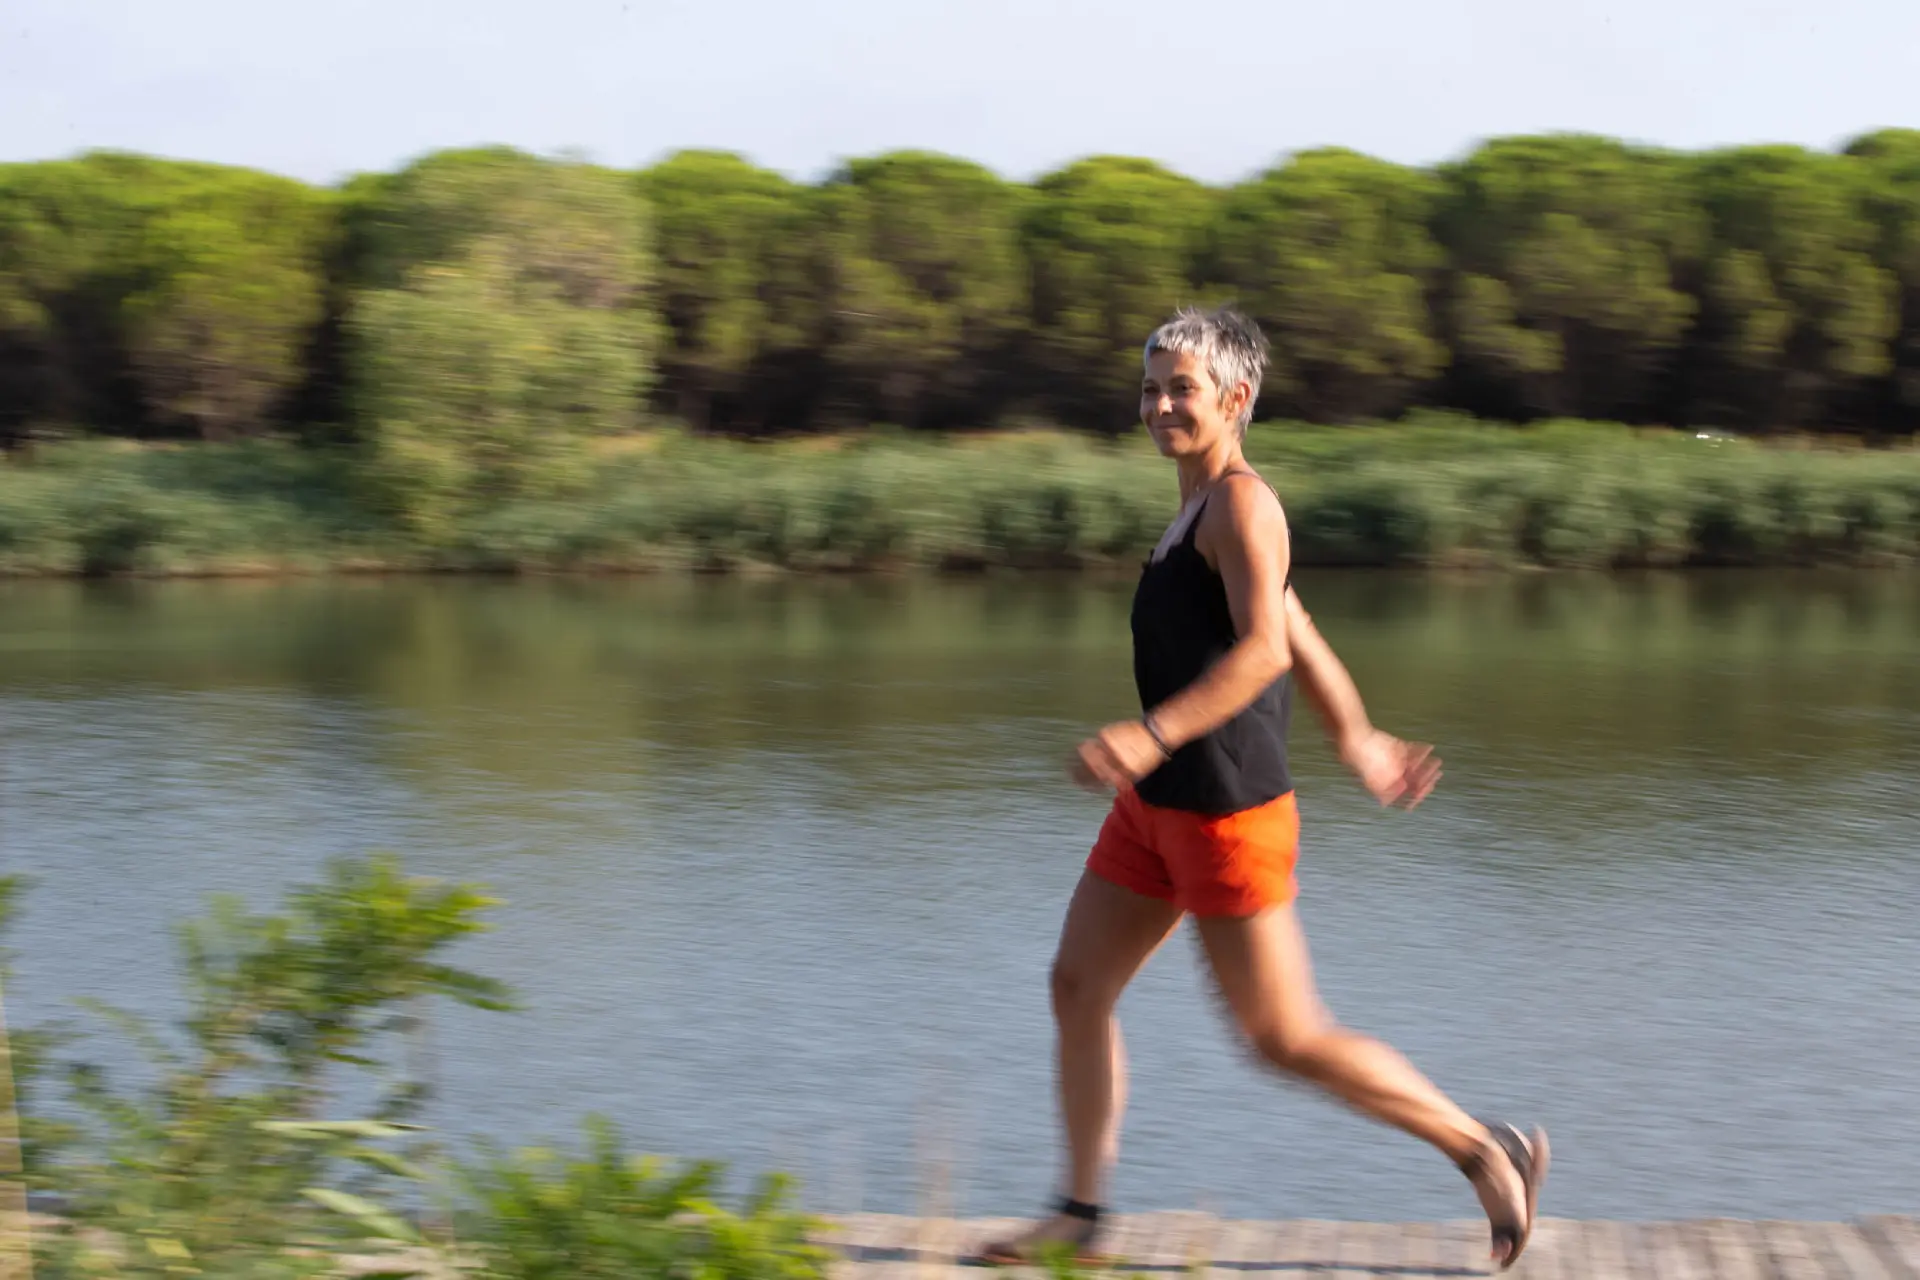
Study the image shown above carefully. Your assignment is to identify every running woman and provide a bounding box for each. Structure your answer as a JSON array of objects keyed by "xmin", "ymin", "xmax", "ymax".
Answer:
[{"xmin": 976, "ymin": 307, "xmax": 1547, "ymax": 1272}]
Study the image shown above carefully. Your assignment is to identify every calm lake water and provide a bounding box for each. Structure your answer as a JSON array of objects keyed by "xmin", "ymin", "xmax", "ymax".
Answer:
[{"xmin": 3, "ymin": 572, "xmax": 1918, "ymax": 1224}]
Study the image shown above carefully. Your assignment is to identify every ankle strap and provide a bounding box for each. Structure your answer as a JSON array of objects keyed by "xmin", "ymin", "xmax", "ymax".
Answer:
[{"xmin": 1058, "ymin": 1197, "xmax": 1101, "ymax": 1223}]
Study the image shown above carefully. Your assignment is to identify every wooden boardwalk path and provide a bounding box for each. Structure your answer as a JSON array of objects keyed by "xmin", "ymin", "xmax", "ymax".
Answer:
[{"xmin": 818, "ymin": 1212, "xmax": 1920, "ymax": 1279}]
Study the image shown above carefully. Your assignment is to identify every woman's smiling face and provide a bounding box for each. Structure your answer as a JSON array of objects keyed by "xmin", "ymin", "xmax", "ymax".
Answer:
[{"xmin": 1140, "ymin": 348, "xmax": 1242, "ymax": 458}]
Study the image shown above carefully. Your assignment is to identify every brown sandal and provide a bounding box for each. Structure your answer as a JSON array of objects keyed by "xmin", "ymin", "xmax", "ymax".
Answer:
[
  {"xmin": 1459, "ymin": 1121, "xmax": 1549, "ymax": 1272},
  {"xmin": 972, "ymin": 1197, "xmax": 1106, "ymax": 1267}
]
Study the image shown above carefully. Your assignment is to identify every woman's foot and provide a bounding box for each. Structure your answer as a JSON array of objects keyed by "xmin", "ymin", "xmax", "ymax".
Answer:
[
  {"xmin": 973, "ymin": 1199, "xmax": 1104, "ymax": 1266},
  {"xmin": 1458, "ymin": 1122, "xmax": 1549, "ymax": 1272}
]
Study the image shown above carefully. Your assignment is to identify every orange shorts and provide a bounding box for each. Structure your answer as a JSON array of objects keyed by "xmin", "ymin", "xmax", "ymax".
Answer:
[{"xmin": 1086, "ymin": 787, "xmax": 1300, "ymax": 916}]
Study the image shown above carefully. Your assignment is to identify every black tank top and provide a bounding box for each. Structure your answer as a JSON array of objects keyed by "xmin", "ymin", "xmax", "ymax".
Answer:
[{"xmin": 1129, "ymin": 481, "xmax": 1294, "ymax": 815}]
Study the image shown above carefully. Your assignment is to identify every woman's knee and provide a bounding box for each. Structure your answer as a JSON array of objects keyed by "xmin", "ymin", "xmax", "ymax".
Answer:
[
  {"xmin": 1049, "ymin": 955, "xmax": 1117, "ymax": 1024},
  {"xmin": 1242, "ymin": 1011, "xmax": 1337, "ymax": 1075}
]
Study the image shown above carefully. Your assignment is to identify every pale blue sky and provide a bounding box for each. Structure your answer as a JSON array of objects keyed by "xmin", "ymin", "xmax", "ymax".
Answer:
[{"xmin": 4, "ymin": 0, "xmax": 1917, "ymax": 186}]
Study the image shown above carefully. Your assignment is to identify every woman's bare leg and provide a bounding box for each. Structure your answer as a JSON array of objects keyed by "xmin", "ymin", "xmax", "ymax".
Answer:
[
  {"xmin": 1055, "ymin": 872, "xmax": 1183, "ymax": 1201},
  {"xmin": 990, "ymin": 871, "xmax": 1181, "ymax": 1255},
  {"xmin": 1193, "ymin": 904, "xmax": 1532, "ymax": 1262}
]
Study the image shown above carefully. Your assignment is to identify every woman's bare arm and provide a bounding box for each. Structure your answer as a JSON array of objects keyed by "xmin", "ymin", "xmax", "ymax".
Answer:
[
  {"xmin": 1285, "ymin": 587, "xmax": 1372, "ymax": 745},
  {"xmin": 1286, "ymin": 587, "xmax": 1441, "ymax": 809}
]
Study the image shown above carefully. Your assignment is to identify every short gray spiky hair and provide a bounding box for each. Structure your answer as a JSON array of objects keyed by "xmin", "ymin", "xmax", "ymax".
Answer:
[{"xmin": 1142, "ymin": 306, "xmax": 1270, "ymax": 431}]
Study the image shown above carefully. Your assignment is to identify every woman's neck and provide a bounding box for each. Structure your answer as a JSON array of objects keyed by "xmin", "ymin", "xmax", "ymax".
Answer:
[{"xmin": 1176, "ymin": 442, "xmax": 1249, "ymax": 504}]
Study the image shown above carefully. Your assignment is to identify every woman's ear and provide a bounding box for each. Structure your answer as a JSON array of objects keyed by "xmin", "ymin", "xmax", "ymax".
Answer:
[{"xmin": 1226, "ymin": 379, "xmax": 1252, "ymax": 425}]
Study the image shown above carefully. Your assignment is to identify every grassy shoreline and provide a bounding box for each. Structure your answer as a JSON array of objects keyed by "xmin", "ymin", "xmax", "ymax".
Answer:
[{"xmin": 1, "ymin": 418, "xmax": 1916, "ymax": 578}]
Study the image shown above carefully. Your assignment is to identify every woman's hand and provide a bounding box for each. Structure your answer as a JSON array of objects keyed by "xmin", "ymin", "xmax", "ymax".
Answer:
[
  {"xmin": 1339, "ymin": 728, "xmax": 1442, "ymax": 809},
  {"xmin": 1069, "ymin": 720, "xmax": 1169, "ymax": 793}
]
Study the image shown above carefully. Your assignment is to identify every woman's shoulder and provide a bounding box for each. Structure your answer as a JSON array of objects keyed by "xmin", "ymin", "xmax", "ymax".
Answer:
[
  {"xmin": 1203, "ymin": 470, "xmax": 1287, "ymax": 533},
  {"xmin": 1193, "ymin": 469, "xmax": 1289, "ymax": 572}
]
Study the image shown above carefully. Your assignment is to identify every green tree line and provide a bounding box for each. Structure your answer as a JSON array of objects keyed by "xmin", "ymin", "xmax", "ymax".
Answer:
[{"xmin": 3, "ymin": 131, "xmax": 1919, "ymax": 467}]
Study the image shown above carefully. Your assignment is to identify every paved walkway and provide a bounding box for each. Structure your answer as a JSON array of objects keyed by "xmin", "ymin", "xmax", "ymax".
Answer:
[{"xmin": 820, "ymin": 1212, "xmax": 1920, "ymax": 1279}]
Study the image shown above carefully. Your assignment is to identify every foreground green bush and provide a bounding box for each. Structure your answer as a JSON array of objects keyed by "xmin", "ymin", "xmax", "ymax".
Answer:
[
  {"xmin": 0, "ymin": 422, "xmax": 1915, "ymax": 576},
  {"xmin": 25, "ymin": 857, "xmax": 507, "ymax": 1277},
  {"xmin": 459, "ymin": 1118, "xmax": 829, "ymax": 1280},
  {"xmin": 8, "ymin": 859, "xmax": 831, "ymax": 1280}
]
